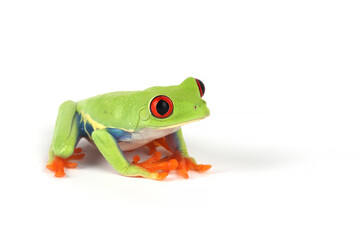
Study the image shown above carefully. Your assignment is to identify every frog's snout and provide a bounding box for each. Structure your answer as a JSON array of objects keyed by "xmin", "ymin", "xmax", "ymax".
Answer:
[{"xmin": 194, "ymin": 100, "xmax": 210, "ymax": 117}]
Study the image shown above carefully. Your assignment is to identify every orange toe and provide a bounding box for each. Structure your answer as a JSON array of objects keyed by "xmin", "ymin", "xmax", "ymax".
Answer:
[
  {"xmin": 46, "ymin": 164, "xmax": 56, "ymax": 171},
  {"xmin": 194, "ymin": 164, "xmax": 212, "ymax": 172},
  {"xmin": 64, "ymin": 162, "xmax": 78, "ymax": 168},
  {"xmin": 67, "ymin": 153, "xmax": 85, "ymax": 160},
  {"xmin": 165, "ymin": 159, "xmax": 178, "ymax": 170},
  {"xmin": 177, "ymin": 170, "xmax": 189, "ymax": 179},
  {"xmin": 73, "ymin": 148, "xmax": 82, "ymax": 153},
  {"xmin": 155, "ymin": 172, "xmax": 169, "ymax": 181},
  {"xmin": 55, "ymin": 169, "xmax": 65, "ymax": 178}
]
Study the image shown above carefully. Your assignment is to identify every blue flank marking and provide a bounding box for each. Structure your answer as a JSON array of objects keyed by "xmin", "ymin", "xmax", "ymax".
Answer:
[
  {"xmin": 78, "ymin": 113, "xmax": 133, "ymax": 140},
  {"xmin": 78, "ymin": 114, "xmax": 94, "ymax": 138},
  {"xmin": 107, "ymin": 128, "xmax": 133, "ymax": 141}
]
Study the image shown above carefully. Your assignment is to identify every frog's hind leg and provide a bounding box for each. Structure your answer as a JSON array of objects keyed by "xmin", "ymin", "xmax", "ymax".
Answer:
[{"xmin": 47, "ymin": 101, "xmax": 84, "ymax": 177}]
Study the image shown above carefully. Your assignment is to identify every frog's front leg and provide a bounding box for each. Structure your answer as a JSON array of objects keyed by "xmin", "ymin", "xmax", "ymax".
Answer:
[
  {"xmin": 138, "ymin": 129, "xmax": 211, "ymax": 178},
  {"xmin": 165, "ymin": 128, "xmax": 191, "ymax": 159},
  {"xmin": 47, "ymin": 101, "xmax": 84, "ymax": 177},
  {"xmin": 164, "ymin": 128, "xmax": 211, "ymax": 178},
  {"xmin": 91, "ymin": 129, "xmax": 168, "ymax": 180}
]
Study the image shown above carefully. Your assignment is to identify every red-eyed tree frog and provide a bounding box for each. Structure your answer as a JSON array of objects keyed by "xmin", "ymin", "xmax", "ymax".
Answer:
[{"xmin": 47, "ymin": 77, "xmax": 211, "ymax": 180}]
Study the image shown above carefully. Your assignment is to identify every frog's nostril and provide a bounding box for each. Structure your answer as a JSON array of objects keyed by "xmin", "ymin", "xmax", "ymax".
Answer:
[{"xmin": 194, "ymin": 105, "xmax": 198, "ymax": 110}]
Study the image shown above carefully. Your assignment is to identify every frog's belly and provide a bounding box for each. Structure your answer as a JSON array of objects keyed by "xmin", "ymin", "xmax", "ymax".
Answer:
[{"xmin": 118, "ymin": 127, "xmax": 180, "ymax": 151}]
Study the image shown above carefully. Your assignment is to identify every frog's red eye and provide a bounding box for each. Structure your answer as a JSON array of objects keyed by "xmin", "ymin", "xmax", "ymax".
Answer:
[
  {"xmin": 195, "ymin": 78, "xmax": 205, "ymax": 97},
  {"xmin": 150, "ymin": 95, "xmax": 173, "ymax": 118}
]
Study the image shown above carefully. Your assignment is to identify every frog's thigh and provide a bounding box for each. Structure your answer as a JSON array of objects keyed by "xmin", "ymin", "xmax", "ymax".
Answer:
[
  {"xmin": 50, "ymin": 100, "xmax": 79, "ymax": 159},
  {"xmin": 91, "ymin": 129, "xmax": 151, "ymax": 178}
]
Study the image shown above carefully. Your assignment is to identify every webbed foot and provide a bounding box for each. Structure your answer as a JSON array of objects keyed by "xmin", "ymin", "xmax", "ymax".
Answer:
[
  {"xmin": 162, "ymin": 151, "xmax": 211, "ymax": 179},
  {"xmin": 133, "ymin": 148, "xmax": 211, "ymax": 179},
  {"xmin": 132, "ymin": 151, "xmax": 178, "ymax": 180},
  {"xmin": 46, "ymin": 148, "xmax": 85, "ymax": 177}
]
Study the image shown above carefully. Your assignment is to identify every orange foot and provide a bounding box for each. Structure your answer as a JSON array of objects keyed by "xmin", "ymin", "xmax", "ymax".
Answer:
[
  {"xmin": 133, "ymin": 150, "xmax": 211, "ymax": 180},
  {"xmin": 145, "ymin": 137, "xmax": 172, "ymax": 155},
  {"xmin": 132, "ymin": 151, "xmax": 178, "ymax": 180},
  {"xmin": 46, "ymin": 148, "xmax": 85, "ymax": 177},
  {"xmin": 162, "ymin": 151, "xmax": 212, "ymax": 179}
]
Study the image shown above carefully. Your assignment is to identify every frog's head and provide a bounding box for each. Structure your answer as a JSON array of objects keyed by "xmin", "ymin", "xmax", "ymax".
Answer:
[{"xmin": 136, "ymin": 77, "xmax": 210, "ymax": 130}]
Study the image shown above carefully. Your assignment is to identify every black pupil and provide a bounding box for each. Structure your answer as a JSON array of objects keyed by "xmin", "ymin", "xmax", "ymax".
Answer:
[{"xmin": 156, "ymin": 100, "xmax": 169, "ymax": 115}]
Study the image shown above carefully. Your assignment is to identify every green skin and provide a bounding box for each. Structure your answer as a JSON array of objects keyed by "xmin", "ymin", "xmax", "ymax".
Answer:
[{"xmin": 49, "ymin": 77, "xmax": 210, "ymax": 180}]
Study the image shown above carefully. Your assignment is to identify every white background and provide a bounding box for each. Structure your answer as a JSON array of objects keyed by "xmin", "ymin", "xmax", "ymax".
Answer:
[{"xmin": 1, "ymin": 0, "xmax": 359, "ymax": 239}]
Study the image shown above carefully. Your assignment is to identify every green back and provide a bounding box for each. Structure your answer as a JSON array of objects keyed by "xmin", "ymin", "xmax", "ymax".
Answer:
[{"xmin": 77, "ymin": 77, "xmax": 210, "ymax": 132}]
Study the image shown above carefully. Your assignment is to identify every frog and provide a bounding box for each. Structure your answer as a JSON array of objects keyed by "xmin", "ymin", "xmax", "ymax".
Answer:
[{"xmin": 47, "ymin": 77, "xmax": 211, "ymax": 180}]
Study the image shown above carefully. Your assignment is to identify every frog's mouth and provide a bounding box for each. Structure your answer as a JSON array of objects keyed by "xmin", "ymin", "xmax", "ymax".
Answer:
[{"xmin": 153, "ymin": 115, "xmax": 209, "ymax": 130}]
